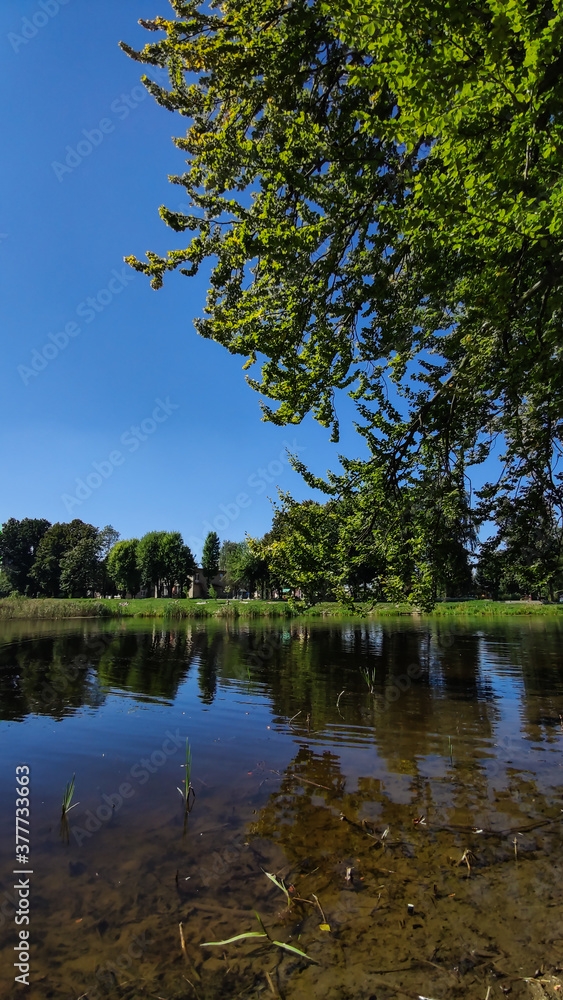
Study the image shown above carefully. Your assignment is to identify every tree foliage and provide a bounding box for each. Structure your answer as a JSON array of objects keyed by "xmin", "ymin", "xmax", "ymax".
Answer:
[
  {"xmin": 107, "ymin": 538, "xmax": 142, "ymax": 596},
  {"xmin": 31, "ymin": 521, "xmax": 99, "ymax": 598},
  {"xmin": 122, "ymin": 0, "xmax": 563, "ymax": 605},
  {"xmin": 136, "ymin": 530, "xmax": 195, "ymax": 596},
  {"xmin": 201, "ymin": 530, "xmax": 220, "ymax": 586},
  {"xmin": 160, "ymin": 530, "xmax": 195, "ymax": 595},
  {"xmin": 222, "ymin": 539, "xmax": 268, "ymax": 595},
  {"xmin": 60, "ymin": 537, "xmax": 103, "ymax": 598},
  {"xmin": 0, "ymin": 518, "xmax": 51, "ymax": 595}
]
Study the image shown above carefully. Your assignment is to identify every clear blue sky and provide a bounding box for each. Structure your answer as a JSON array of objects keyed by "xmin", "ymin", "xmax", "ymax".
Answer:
[{"xmin": 0, "ymin": 1, "xmax": 496, "ymax": 559}]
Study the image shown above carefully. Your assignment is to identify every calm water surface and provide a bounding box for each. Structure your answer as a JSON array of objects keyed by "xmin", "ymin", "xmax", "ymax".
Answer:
[{"xmin": 1, "ymin": 616, "xmax": 563, "ymax": 1000}]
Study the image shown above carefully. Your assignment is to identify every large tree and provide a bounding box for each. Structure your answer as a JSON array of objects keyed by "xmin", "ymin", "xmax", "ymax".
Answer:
[
  {"xmin": 0, "ymin": 518, "xmax": 51, "ymax": 595},
  {"xmin": 257, "ymin": 498, "xmax": 341, "ymax": 603},
  {"xmin": 201, "ymin": 530, "xmax": 220, "ymax": 588},
  {"xmin": 136, "ymin": 530, "xmax": 195, "ymax": 596},
  {"xmin": 122, "ymin": 1, "xmax": 563, "ymax": 604},
  {"xmin": 60, "ymin": 537, "xmax": 102, "ymax": 598},
  {"xmin": 31, "ymin": 520, "xmax": 99, "ymax": 598},
  {"xmin": 107, "ymin": 538, "xmax": 142, "ymax": 596},
  {"xmin": 222, "ymin": 539, "xmax": 268, "ymax": 597},
  {"xmin": 160, "ymin": 530, "xmax": 195, "ymax": 596},
  {"xmin": 137, "ymin": 531, "xmax": 168, "ymax": 597}
]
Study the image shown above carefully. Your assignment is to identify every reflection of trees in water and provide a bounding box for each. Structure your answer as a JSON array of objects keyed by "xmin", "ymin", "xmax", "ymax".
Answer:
[
  {"xmin": 249, "ymin": 734, "xmax": 560, "ymax": 884},
  {"xmin": 96, "ymin": 626, "xmax": 194, "ymax": 700},
  {"xmin": 243, "ymin": 623, "xmax": 499, "ymax": 778},
  {"xmin": 0, "ymin": 627, "xmax": 201, "ymax": 720},
  {"xmin": 503, "ymin": 620, "xmax": 563, "ymax": 740},
  {"xmin": 196, "ymin": 630, "xmax": 224, "ymax": 704},
  {"xmin": 0, "ymin": 634, "xmax": 105, "ymax": 721}
]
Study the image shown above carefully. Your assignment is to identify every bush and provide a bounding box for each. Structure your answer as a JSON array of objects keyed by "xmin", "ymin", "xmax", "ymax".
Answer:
[{"xmin": 208, "ymin": 585, "xmax": 217, "ymax": 599}]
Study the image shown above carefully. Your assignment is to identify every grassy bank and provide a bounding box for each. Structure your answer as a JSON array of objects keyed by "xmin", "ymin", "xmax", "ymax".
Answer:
[{"xmin": 0, "ymin": 596, "xmax": 562, "ymax": 620}]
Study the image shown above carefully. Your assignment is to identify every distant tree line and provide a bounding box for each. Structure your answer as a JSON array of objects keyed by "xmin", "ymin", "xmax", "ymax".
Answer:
[
  {"xmin": 2, "ymin": 495, "xmax": 562, "ymax": 606},
  {"xmin": 0, "ymin": 519, "xmax": 195, "ymax": 599}
]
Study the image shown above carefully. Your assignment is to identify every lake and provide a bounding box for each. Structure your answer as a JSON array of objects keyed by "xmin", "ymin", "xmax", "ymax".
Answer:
[{"xmin": 1, "ymin": 616, "xmax": 563, "ymax": 1000}]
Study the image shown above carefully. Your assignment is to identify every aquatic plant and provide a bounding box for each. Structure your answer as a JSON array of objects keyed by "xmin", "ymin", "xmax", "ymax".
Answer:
[
  {"xmin": 360, "ymin": 664, "xmax": 377, "ymax": 694},
  {"xmin": 177, "ymin": 740, "xmax": 195, "ymax": 812},
  {"xmin": 61, "ymin": 774, "xmax": 78, "ymax": 816},
  {"xmin": 201, "ymin": 869, "xmax": 318, "ymax": 961},
  {"xmin": 263, "ymin": 869, "xmax": 292, "ymax": 908},
  {"xmin": 201, "ymin": 910, "xmax": 316, "ymax": 962}
]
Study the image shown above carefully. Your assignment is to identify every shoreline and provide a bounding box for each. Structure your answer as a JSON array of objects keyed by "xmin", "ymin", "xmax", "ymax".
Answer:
[{"xmin": 1, "ymin": 597, "xmax": 562, "ymax": 621}]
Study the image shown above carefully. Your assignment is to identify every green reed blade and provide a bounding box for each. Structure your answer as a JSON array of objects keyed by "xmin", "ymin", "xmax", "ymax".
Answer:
[
  {"xmin": 263, "ymin": 870, "xmax": 291, "ymax": 906},
  {"xmin": 272, "ymin": 939, "xmax": 319, "ymax": 962},
  {"xmin": 201, "ymin": 931, "xmax": 267, "ymax": 947}
]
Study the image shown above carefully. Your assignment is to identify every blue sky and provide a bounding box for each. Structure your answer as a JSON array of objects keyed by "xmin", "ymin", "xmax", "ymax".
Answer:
[{"xmin": 0, "ymin": 1, "xmax": 496, "ymax": 559}]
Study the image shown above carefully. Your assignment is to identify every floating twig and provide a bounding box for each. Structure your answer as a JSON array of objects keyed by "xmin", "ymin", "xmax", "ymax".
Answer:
[
  {"xmin": 290, "ymin": 773, "xmax": 331, "ymax": 791},
  {"xmin": 179, "ymin": 922, "xmax": 187, "ymax": 961}
]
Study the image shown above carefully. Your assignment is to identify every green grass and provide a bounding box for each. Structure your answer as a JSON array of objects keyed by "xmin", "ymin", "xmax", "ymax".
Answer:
[
  {"xmin": 0, "ymin": 596, "xmax": 562, "ymax": 621},
  {"xmin": 0, "ymin": 597, "xmax": 112, "ymax": 620}
]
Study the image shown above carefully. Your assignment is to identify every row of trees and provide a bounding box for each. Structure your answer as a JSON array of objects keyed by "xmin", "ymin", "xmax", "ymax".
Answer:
[
  {"xmin": 0, "ymin": 519, "xmax": 198, "ymax": 599},
  {"xmin": 0, "ymin": 519, "xmax": 119, "ymax": 599},
  {"xmin": 2, "ymin": 500, "xmax": 562, "ymax": 605},
  {"xmin": 219, "ymin": 490, "xmax": 563, "ymax": 607},
  {"xmin": 107, "ymin": 531, "xmax": 195, "ymax": 598}
]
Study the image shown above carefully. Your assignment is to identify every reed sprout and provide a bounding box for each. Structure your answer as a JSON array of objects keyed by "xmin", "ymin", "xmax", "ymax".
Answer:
[
  {"xmin": 177, "ymin": 740, "xmax": 195, "ymax": 813},
  {"xmin": 360, "ymin": 665, "xmax": 377, "ymax": 694},
  {"xmin": 61, "ymin": 774, "xmax": 78, "ymax": 817}
]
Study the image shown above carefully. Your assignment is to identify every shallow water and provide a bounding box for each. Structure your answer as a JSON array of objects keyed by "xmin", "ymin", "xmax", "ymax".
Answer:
[{"xmin": 1, "ymin": 617, "xmax": 563, "ymax": 999}]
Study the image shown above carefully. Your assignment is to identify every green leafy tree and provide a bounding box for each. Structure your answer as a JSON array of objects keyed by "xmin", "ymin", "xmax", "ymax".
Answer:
[
  {"xmin": 31, "ymin": 520, "xmax": 99, "ymax": 597},
  {"xmin": 258, "ymin": 497, "xmax": 341, "ymax": 604},
  {"xmin": 219, "ymin": 540, "xmax": 241, "ymax": 572},
  {"xmin": 107, "ymin": 539, "xmax": 142, "ymax": 596},
  {"xmin": 0, "ymin": 518, "xmax": 51, "ymax": 595},
  {"xmin": 60, "ymin": 537, "xmax": 101, "ymax": 598},
  {"xmin": 201, "ymin": 531, "xmax": 220, "ymax": 589},
  {"xmin": 479, "ymin": 488, "xmax": 563, "ymax": 600},
  {"xmin": 160, "ymin": 531, "xmax": 195, "ymax": 596},
  {"xmin": 122, "ymin": 0, "xmax": 563, "ymax": 606},
  {"xmin": 137, "ymin": 531, "xmax": 168, "ymax": 597},
  {"xmin": 136, "ymin": 530, "xmax": 195, "ymax": 596},
  {"xmin": 223, "ymin": 539, "xmax": 266, "ymax": 597},
  {"xmin": 97, "ymin": 525, "xmax": 120, "ymax": 597},
  {"xmin": 475, "ymin": 540, "xmax": 507, "ymax": 601}
]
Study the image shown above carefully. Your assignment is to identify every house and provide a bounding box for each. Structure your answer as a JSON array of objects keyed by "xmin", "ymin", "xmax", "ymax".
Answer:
[{"xmin": 187, "ymin": 566, "xmax": 229, "ymax": 599}]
